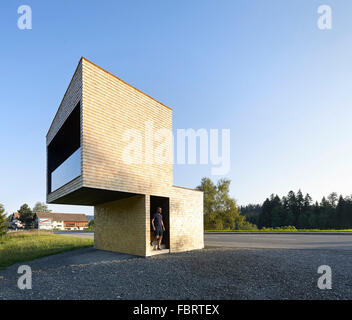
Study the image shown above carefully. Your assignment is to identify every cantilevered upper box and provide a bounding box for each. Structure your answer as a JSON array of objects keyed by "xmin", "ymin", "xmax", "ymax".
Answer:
[
  {"xmin": 47, "ymin": 57, "xmax": 174, "ymax": 205},
  {"xmin": 46, "ymin": 57, "xmax": 203, "ymax": 256}
]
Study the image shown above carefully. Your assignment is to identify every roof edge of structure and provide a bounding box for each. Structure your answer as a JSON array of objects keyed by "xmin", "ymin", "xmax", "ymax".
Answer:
[
  {"xmin": 46, "ymin": 57, "xmax": 83, "ymax": 138},
  {"xmin": 81, "ymin": 57, "xmax": 173, "ymax": 112},
  {"xmin": 173, "ymin": 185, "xmax": 203, "ymax": 193}
]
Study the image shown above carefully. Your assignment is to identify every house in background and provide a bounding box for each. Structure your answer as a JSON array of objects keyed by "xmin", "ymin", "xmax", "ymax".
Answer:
[
  {"xmin": 9, "ymin": 212, "xmax": 24, "ymax": 230},
  {"xmin": 34, "ymin": 212, "xmax": 88, "ymax": 230}
]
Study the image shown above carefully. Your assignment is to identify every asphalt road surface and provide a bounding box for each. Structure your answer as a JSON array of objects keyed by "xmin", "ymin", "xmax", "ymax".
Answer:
[
  {"xmin": 205, "ymin": 233, "xmax": 352, "ymax": 250},
  {"xmin": 55, "ymin": 231, "xmax": 352, "ymax": 250}
]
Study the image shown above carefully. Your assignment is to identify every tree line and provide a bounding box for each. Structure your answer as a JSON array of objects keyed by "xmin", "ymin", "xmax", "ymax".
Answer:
[
  {"xmin": 198, "ymin": 178, "xmax": 352, "ymax": 230},
  {"xmin": 242, "ymin": 191, "xmax": 352, "ymax": 229}
]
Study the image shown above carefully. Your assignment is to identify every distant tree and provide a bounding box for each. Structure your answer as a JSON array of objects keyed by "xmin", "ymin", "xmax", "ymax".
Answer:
[
  {"xmin": 344, "ymin": 196, "xmax": 352, "ymax": 227},
  {"xmin": 336, "ymin": 196, "xmax": 345, "ymax": 228},
  {"xmin": 198, "ymin": 182, "xmax": 352, "ymax": 230},
  {"xmin": 258, "ymin": 194, "xmax": 281, "ymax": 228},
  {"xmin": 297, "ymin": 209, "xmax": 311, "ymax": 228},
  {"xmin": 32, "ymin": 202, "xmax": 51, "ymax": 213},
  {"xmin": 240, "ymin": 204, "xmax": 262, "ymax": 225},
  {"xmin": 297, "ymin": 190, "xmax": 304, "ymax": 216},
  {"xmin": 258, "ymin": 198, "xmax": 271, "ymax": 228},
  {"xmin": 197, "ymin": 177, "xmax": 247, "ymax": 230},
  {"xmin": 197, "ymin": 178, "xmax": 217, "ymax": 229},
  {"xmin": 317, "ymin": 197, "xmax": 334, "ymax": 229},
  {"xmin": 327, "ymin": 192, "xmax": 338, "ymax": 208},
  {"xmin": 337, "ymin": 195, "xmax": 352, "ymax": 228},
  {"xmin": 298, "ymin": 193, "xmax": 313, "ymax": 228},
  {"xmin": 286, "ymin": 191, "xmax": 299, "ymax": 225},
  {"xmin": 284, "ymin": 209, "xmax": 294, "ymax": 226},
  {"xmin": 271, "ymin": 205, "xmax": 287, "ymax": 228},
  {"xmin": 88, "ymin": 219, "xmax": 94, "ymax": 230},
  {"xmin": 303, "ymin": 193, "xmax": 313, "ymax": 208},
  {"xmin": 256, "ymin": 190, "xmax": 352, "ymax": 229},
  {"xmin": 18, "ymin": 204, "xmax": 34, "ymax": 229},
  {"xmin": 0, "ymin": 204, "xmax": 8, "ymax": 237}
]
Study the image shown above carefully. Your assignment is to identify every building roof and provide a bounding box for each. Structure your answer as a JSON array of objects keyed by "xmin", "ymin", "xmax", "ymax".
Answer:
[
  {"xmin": 46, "ymin": 57, "xmax": 172, "ymax": 138},
  {"xmin": 12, "ymin": 212, "xmax": 20, "ymax": 219},
  {"xmin": 35, "ymin": 212, "xmax": 88, "ymax": 222}
]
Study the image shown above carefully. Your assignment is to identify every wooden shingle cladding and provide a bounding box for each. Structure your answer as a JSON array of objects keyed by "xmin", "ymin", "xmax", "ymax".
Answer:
[
  {"xmin": 81, "ymin": 57, "xmax": 173, "ymax": 197},
  {"xmin": 46, "ymin": 58, "xmax": 204, "ymax": 256},
  {"xmin": 94, "ymin": 195, "xmax": 147, "ymax": 256}
]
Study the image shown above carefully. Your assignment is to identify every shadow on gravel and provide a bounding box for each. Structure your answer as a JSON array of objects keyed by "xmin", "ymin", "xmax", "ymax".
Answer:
[
  {"xmin": 0, "ymin": 247, "xmax": 138, "ymax": 272},
  {"xmin": 37, "ymin": 247, "xmax": 138, "ymax": 268}
]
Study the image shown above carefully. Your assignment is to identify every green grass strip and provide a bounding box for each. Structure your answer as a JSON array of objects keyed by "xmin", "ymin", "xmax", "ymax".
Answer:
[{"xmin": 0, "ymin": 231, "xmax": 93, "ymax": 269}]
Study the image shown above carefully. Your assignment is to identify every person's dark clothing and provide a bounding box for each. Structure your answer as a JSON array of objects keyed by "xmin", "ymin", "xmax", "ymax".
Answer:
[
  {"xmin": 153, "ymin": 213, "xmax": 163, "ymax": 236},
  {"xmin": 153, "ymin": 213, "xmax": 163, "ymax": 228},
  {"xmin": 154, "ymin": 228, "xmax": 163, "ymax": 237}
]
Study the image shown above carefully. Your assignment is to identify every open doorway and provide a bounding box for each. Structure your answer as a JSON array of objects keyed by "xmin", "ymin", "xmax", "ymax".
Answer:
[{"xmin": 150, "ymin": 196, "xmax": 170, "ymax": 250}]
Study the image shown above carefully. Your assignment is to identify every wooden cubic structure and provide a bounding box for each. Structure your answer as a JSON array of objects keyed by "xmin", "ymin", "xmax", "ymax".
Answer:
[{"xmin": 46, "ymin": 57, "xmax": 204, "ymax": 256}]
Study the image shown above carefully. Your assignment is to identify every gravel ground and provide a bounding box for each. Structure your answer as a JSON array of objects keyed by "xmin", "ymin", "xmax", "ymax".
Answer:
[{"xmin": 0, "ymin": 247, "xmax": 351, "ymax": 300}]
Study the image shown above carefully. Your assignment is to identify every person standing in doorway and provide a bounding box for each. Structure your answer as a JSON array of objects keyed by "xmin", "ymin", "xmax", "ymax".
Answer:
[{"xmin": 151, "ymin": 207, "xmax": 165, "ymax": 250}]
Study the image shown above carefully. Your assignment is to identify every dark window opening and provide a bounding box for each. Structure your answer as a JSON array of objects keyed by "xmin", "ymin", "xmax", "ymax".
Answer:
[{"xmin": 47, "ymin": 102, "xmax": 81, "ymax": 193}]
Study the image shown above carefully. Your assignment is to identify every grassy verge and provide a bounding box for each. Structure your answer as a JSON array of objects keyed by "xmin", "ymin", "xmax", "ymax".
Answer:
[{"xmin": 0, "ymin": 231, "xmax": 93, "ymax": 269}]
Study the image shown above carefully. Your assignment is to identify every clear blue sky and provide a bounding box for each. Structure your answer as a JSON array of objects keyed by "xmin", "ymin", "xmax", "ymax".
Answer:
[{"xmin": 1, "ymin": 0, "xmax": 352, "ymax": 215}]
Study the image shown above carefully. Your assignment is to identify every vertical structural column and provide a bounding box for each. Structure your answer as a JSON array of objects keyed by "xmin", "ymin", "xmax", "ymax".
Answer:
[
  {"xmin": 145, "ymin": 194, "xmax": 152, "ymax": 256},
  {"xmin": 94, "ymin": 195, "xmax": 147, "ymax": 256}
]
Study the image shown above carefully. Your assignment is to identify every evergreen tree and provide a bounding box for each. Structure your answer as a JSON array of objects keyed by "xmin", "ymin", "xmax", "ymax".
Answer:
[
  {"xmin": 297, "ymin": 190, "xmax": 304, "ymax": 212},
  {"xmin": 287, "ymin": 191, "xmax": 299, "ymax": 226},
  {"xmin": 258, "ymin": 198, "xmax": 272, "ymax": 228},
  {"xmin": 18, "ymin": 203, "xmax": 34, "ymax": 229},
  {"xmin": 271, "ymin": 205, "xmax": 286, "ymax": 227},
  {"xmin": 303, "ymin": 193, "xmax": 312, "ymax": 208},
  {"xmin": 318, "ymin": 197, "xmax": 333, "ymax": 229},
  {"xmin": 336, "ymin": 195, "xmax": 345, "ymax": 228},
  {"xmin": 340, "ymin": 196, "xmax": 352, "ymax": 228},
  {"xmin": 0, "ymin": 204, "xmax": 8, "ymax": 237},
  {"xmin": 240, "ymin": 204, "xmax": 262, "ymax": 225},
  {"xmin": 284, "ymin": 209, "xmax": 294, "ymax": 226}
]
